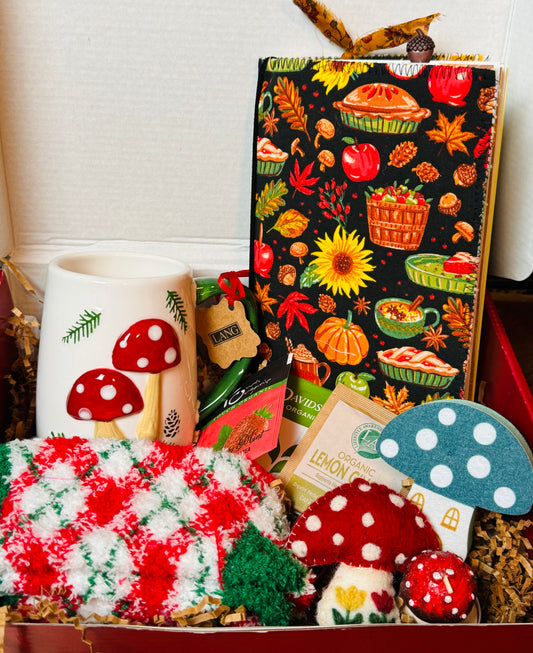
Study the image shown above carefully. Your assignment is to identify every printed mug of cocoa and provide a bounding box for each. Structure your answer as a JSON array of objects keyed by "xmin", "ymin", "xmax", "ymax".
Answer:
[{"xmin": 375, "ymin": 296, "xmax": 440, "ymax": 340}]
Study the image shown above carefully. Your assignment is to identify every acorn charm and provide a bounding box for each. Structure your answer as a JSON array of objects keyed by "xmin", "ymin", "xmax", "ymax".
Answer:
[{"xmin": 406, "ymin": 28, "xmax": 435, "ymax": 63}]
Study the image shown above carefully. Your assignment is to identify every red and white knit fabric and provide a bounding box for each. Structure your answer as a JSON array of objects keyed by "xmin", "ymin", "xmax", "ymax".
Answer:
[{"xmin": 0, "ymin": 437, "xmax": 289, "ymax": 622}]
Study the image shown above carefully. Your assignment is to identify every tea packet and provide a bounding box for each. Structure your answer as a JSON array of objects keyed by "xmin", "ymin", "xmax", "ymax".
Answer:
[
  {"xmin": 196, "ymin": 354, "xmax": 292, "ymax": 460},
  {"xmin": 279, "ymin": 383, "xmax": 407, "ymax": 514},
  {"xmin": 256, "ymin": 374, "xmax": 331, "ymax": 476}
]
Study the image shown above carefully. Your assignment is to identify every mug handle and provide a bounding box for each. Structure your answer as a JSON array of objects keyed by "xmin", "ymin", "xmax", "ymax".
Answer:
[
  {"xmin": 423, "ymin": 307, "xmax": 441, "ymax": 329},
  {"xmin": 317, "ymin": 362, "xmax": 331, "ymax": 386},
  {"xmin": 195, "ymin": 278, "xmax": 259, "ymax": 426}
]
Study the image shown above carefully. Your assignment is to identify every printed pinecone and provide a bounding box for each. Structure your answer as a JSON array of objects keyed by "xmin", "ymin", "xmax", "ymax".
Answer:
[
  {"xmin": 223, "ymin": 406, "xmax": 273, "ymax": 453},
  {"xmin": 453, "ymin": 163, "xmax": 477, "ymax": 187},
  {"xmin": 265, "ymin": 322, "xmax": 281, "ymax": 340},
  {"xmin": 413, "ymin": 162, "xmax": 439, "ymax": 183},
  {"xmin": 388, "ymin": 141, "xmax": 418, "ymax": 168},
  {"xmin": 406, "ymin": 28, "xmax": 435, "ymax": 63},
  {"xmin": 318, "ymin": 294, "xmax": 336, "ymax": 314}
]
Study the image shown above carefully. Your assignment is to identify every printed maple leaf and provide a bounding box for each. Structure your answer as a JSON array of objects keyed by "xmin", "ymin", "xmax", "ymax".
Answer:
[
  {"xmin": 254, "ymin": 281, "xmax": 278, "ymax": 315},
  {"xmin": 426, "ymin": 111, "xmax": 476, "ymax": 156},
  {"xmin": 372, "ymin": 382, "xmax": 415, "ymax": 415},
  {"xmin": 289, "ymin": 159, "xmax": 320, "ymax": 197},
  {"xmin": 442, "ymin": 297, "xmax": 472, "ymax": 347},
  {"xmin": 277, "ymin": 291, "xmax": 317, "ymax": 331}
]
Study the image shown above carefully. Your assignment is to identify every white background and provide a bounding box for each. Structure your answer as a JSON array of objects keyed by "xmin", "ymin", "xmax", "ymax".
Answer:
[{"xmin": 0, "ymin": 0, "xmax": 530, "ymax": 297}]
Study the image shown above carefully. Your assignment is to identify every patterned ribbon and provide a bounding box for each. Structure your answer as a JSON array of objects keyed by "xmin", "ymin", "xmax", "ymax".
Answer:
[{"xmin": 292, "ymin": 0, "xmax": 440, "ymax": 58}]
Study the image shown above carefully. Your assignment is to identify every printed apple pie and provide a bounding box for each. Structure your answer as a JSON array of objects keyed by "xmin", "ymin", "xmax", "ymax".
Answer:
[{"xmin": 377, "ymin": 346, "xmax": 459, "ymax": 389}]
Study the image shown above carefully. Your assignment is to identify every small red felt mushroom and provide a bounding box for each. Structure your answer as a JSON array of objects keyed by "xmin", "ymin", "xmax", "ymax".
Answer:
[
  {"xmin": 112, "ymin": 319, "xmax": 181, "ymax": 441},
  {"xmin": 286, "ymin": 478, "xmax": 440, "ymax": 625},
  {"xmin": 399, "ymin": 550, "xmax": 477, "ymax": 623},
  {"xmin": 66, "ymin": 368, "xmax": 143, "ymax": 439}
]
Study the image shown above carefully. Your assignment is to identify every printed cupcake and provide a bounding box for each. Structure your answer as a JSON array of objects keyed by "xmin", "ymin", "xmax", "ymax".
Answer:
[
  {"xmin": 256, "ymin": 137, "xmax": 288, "ymax": 176},
  {"xmin": 334, "ymin": 83, "xmax": 431, "ymax": 134},
  {"xmin": 365, "ymin": 182, "xmax": 431, "ymax": 250}
]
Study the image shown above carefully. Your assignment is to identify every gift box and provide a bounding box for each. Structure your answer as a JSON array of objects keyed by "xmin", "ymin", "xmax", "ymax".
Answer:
[{"xmin": 0, "ymin": 1, "xmax": 532, "ymax": 650}]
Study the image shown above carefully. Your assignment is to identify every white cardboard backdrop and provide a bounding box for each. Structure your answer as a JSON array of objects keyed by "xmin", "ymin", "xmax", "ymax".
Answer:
[{"xmin": 0, "ymin": 0, "xmax": 530, "ymax": 296}]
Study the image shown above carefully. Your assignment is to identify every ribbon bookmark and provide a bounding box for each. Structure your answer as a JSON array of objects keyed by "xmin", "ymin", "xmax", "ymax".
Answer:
[{"xmin": 292, "ymin": 0, "xmax": 439, "ymax": 58}]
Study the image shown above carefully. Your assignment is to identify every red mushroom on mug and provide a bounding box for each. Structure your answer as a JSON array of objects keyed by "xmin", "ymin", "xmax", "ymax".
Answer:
[
  {"xmin": 112, "ymin": 318, "xmax": 181, "ymax": 440},
  {"xmin": 66, "ymin": 368, "xmax": 143, "ymax": 439},
  {"xmin": 286, "ymin": 479, "xmax": 440, "ymax": 625}
]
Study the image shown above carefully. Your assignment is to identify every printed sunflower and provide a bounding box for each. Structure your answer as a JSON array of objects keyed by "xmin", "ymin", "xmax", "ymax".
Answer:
[
  {"xmin": 310, "ymin": 225, "xmax": 376, "ymax": 297},
  {"xmin": 311, "ymin": 60, "xmax": 371, "ymax": 94}
]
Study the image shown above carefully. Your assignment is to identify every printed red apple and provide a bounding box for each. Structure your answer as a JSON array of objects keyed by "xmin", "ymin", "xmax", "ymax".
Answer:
[
  {"xmin": 254, "ymin": 222, "xmax": 273, "ymax": 278},
  {"xmin": 341, "ymin": 138, "xmax": 380, "ymax": 182}
]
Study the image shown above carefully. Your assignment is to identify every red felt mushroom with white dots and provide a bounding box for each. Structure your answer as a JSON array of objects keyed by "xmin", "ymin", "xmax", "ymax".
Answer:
[
  {"xmin": 112, "ymin": 318, "xmax": 181, "ymax": 440},
  {"xmin": 399, "ymin": 550, "xmax": 477, "ymax": 623},
  {"xmin": 286, "ymin": 478, "xmax": 440, "ymax": 625},
  {"xmin": 66, "ymin": 368, "xmax": 143, "ymax": 439}
]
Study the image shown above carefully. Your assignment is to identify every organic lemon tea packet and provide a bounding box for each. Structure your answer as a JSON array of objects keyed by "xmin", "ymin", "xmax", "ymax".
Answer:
[{"xmin": 279, "ymin": 383, "xmax": 407, "ymax": 514}]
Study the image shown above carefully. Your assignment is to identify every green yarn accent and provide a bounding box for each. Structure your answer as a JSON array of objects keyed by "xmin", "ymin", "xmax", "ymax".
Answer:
[
  {"xmin": 222, "ymin": 523, "xmax": 307, "ymax": 626},
  {"xmin": 0, "ymin": 443, "xmax": 12, "ymax": 508}
]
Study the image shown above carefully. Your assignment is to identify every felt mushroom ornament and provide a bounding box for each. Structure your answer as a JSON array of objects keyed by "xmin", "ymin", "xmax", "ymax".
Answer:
[
  {"xmin": 398, "ymin": 550, "xmax": 477, "ymax": 623},
  {"xmin": 378, "ymin": 399, "xmax": 533, "ymax": 559},
  {"xmin": 66, "ymin": 368, "xmax": 143, "ymax": 439},
  {"xmin": 112, "ymin": 318, "xmax": 181, "ymax": 440},
  {"xmin": 287, "ymin": 478, "xmax": 440, "ymax": 625}
]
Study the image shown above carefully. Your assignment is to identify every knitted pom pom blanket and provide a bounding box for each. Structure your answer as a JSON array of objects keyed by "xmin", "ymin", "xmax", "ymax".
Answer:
[{"xmin": 0, "ymin": 437, "xmax": 309, "ymax": 625}]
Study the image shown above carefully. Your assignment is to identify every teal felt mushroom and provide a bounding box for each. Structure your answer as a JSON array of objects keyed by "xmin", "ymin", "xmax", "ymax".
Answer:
[{"xmin": 377, "ymin": 399, "xmax": 533, "ymax": 559}]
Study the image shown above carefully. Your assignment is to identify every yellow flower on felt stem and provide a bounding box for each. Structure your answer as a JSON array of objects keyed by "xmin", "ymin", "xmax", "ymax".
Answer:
[
  {"xmin": 310, "ymin": 225, "xmax": 375, "ymax": 297},
  {"xmin": 335, "ymin": 585, "xmax": 366, "ymax": 611},
  {"xmin": 312, "ymin": 61, "xmax": 372, "ymax": 94}
]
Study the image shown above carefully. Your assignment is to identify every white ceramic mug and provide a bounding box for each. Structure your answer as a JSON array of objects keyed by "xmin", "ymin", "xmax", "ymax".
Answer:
[{"xmin": 36, "ymin": 251, "xmax": 212, "ymax": 444}]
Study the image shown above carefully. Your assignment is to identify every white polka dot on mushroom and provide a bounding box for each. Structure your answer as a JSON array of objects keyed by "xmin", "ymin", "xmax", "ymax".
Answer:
[
  {"xmin": 122, "ymin": 403, "xmax": 134, "ymax": 415},
  {"xmin": 306, "ymin": 515, "xmax": 321, "ymax": 531},
  {"xmin": 444, "ymin": 596, "xmax": 452, "ymax": 603},
  {"xmin": 430, "ymin": 464, "xmax": 453, "ymax": 488},
  {"xmin": 165, "ymin": 348, "xmax": 178, "ymax": 364},
  {"xmin": 78, "ymin": 408, "xmax": 92, "ymax": 420},
  {"xmin": 473, "ymin": 422, "xmax": 497, "ymax": 445},
  {"xmin": 467, "ymin": 454, "xmax": 491, "ymax": 479},
  {"xmin": 332, "ymin": 533, "xmax": 344, "ymax": 546},
  {"xmin": 359, "ymin": 483, "xmax": 372, "ymax": 492},
  {"xmin": 76, "ymin": 383, "xmax": 85, "ymax": 394},
  {"xmin": 395, "ymin": 553, "xmax": 406, "ymax": 566},
  {"xmin": 415, "ymin": 428, "xmax": 438, "ymax": 450},
  {"xmin": 100, "ymin": 384, "xmax": 117, "ymax": 401},
  {"xmin": 438, "ymin": 407, "xmax": 457, "ymax": 425},
  {"xmin": 137, "ymin": 357, "xmax": 149, "ymax": 369},
  {"xmin": 148, "ymin": 325, "xmax": 163, "ymax": 341},
  {"xmin": 330, "ymin": 495, "xmax": 347, "ymax": 512},
  {"xmin": 361, "ymin": 543, "xmax": 381, "ymax": 562},
  {"xmin": 291, "ymin": 541, "xmax": 307, "ymax": 558},
  {"xmin": 379, "ymin": 438, "xmax": 399, "ymax": 458},
  {"xmin": 362, "ymin": 512, "xmax": 375, "ymax": 527},
  {"xmin": 389, "ymin": 493, "xmax": 404, "ymax": 508},
  {"xmin": 494, "ymin": 486, "xmax": 516, "ymax": 509},
  {"xmin": 415, "ymin": 516, "xmax": 426, "ymax": 529}
]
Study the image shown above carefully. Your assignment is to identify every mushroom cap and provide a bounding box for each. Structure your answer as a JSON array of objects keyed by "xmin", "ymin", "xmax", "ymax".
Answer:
[
  {"xmin": 287, "ymin": 478, "xmax": 439, "ymax": 572},
  {"xmin": 315, "ymin": 118, "xmax": 335, "ymax": 139},
  {"xmin": 67, "ymin": 368, "xmax": 143, "ymax": 422},
  {"xmin": 399, "ymin": 550, "xmax": 476, "ymax": 623},
  {"xmin": 112, "ymin": 318, "xmax": 181, "ymax": 373},
  {"xmin": 289, "ymin": 241, "xmax": 308, "ymax": 257},
  {"xmin": 317, "ymin": 150, "xmax": 335, "ymax": 167},
  {"xmin": 454, "ymin": 221, "xmax": 474, "ymax": 240},
  {"xmin": 378, "ymin": 399, "xmax": 533, "ymax": 515}
]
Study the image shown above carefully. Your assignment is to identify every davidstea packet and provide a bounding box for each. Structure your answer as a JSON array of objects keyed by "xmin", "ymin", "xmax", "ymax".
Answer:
[
  {"xmin": 279, "ymin": 383, "xmax": 407, "ymax": 514},
  {"xmin": 196, "ymin": 355, "xmax": 292, "ymax": 460},
  {"xmin": 256, "ymin": 374, "xmax": 331, "ymax": 476}
]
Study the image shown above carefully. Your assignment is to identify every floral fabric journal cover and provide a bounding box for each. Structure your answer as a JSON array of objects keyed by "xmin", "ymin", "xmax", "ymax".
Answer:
[{"xmin": 249, "ymin": 58, "xmax": 505, "ymax": 409}]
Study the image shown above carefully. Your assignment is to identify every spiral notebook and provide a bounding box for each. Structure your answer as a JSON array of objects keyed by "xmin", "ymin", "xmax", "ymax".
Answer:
[{"xmin": 249, "ymin": 58, "xmax": 506, "ymax": 409}]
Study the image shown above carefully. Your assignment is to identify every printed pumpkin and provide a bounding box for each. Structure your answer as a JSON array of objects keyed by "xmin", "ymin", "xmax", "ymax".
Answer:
[{"xmin": 314, "ymin": 311, "xmax": 369, "ymax": 365}]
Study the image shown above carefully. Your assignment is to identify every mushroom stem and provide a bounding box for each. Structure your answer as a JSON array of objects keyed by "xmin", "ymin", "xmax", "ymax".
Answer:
[
  {"xmin": 136, "ymin": 373, "xmax": 161, "ymax": 440},
  {"xmin": 94, "ymin": 420, "xmax": 126, "ymax": 440},
  {"xmin": 316, "ymin": 563, "xmax": 399, "ymax": 626}
]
